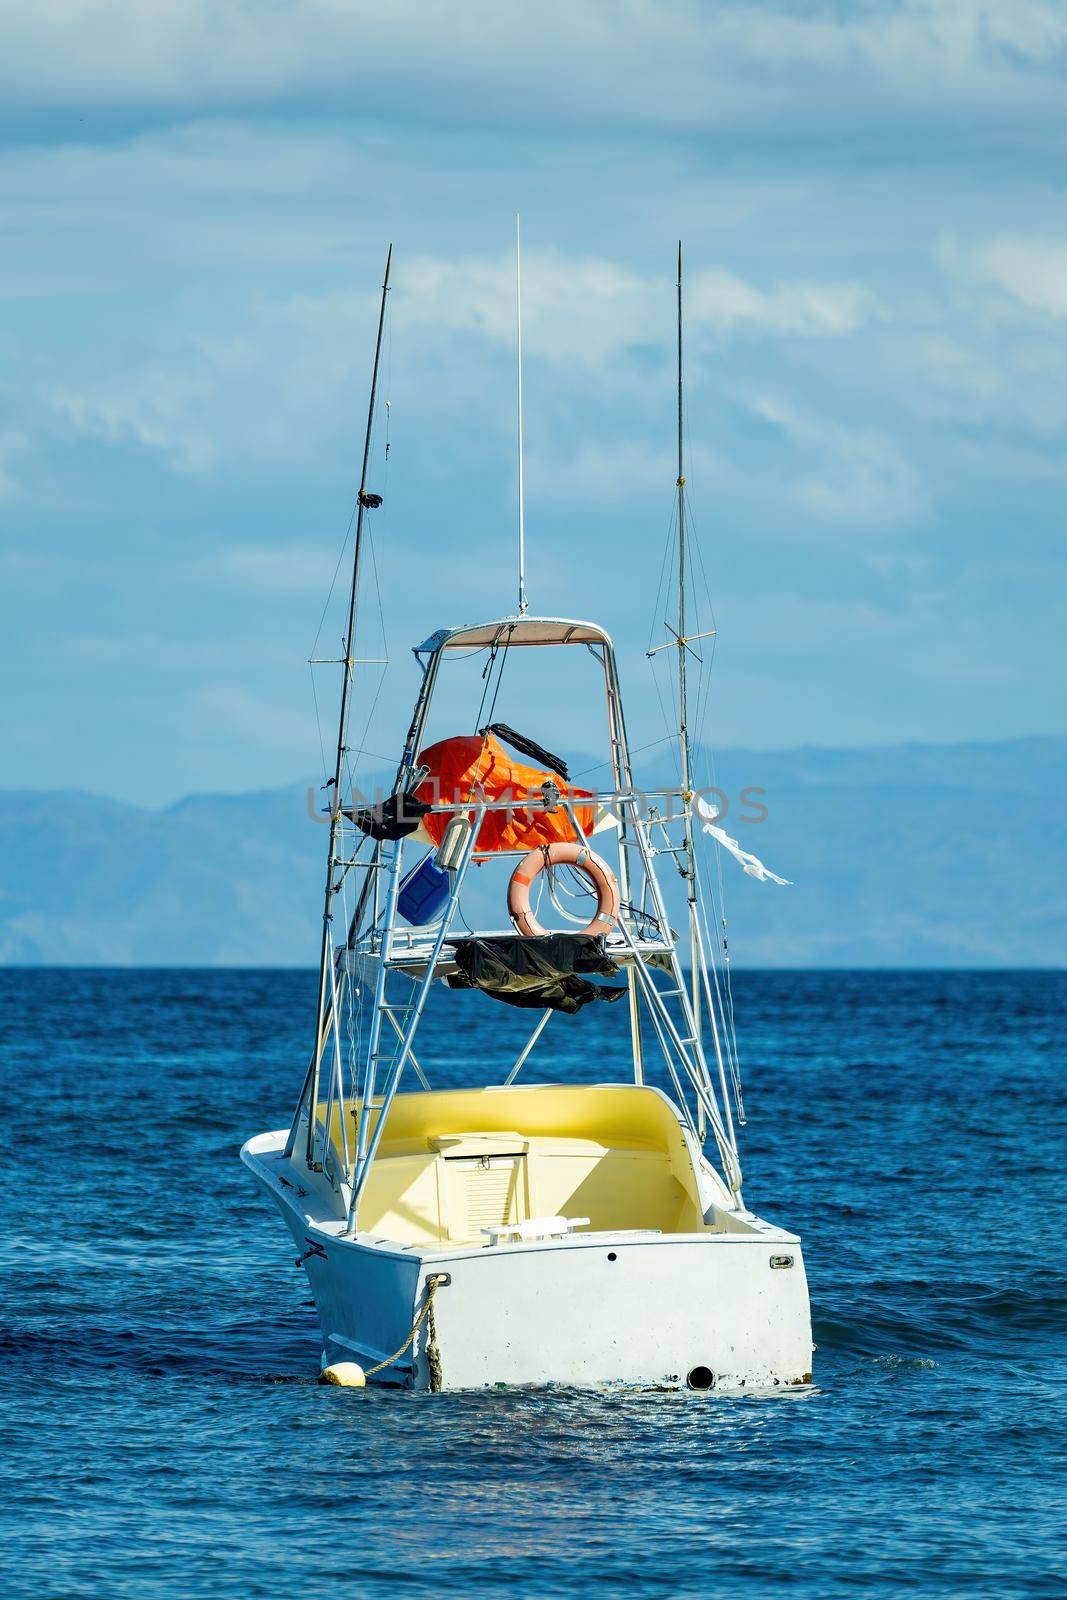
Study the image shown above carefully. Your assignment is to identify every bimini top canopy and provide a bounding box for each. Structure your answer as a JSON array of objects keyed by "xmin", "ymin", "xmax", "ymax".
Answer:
[{"xmin": 415, "ymin": 615, "xmax": 614, "ymax": 654}]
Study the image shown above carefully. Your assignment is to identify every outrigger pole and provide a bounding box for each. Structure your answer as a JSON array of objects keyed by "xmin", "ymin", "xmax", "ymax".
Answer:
[
  {"xmin": 675, "ymin": 243, "xmax": 702, "ymax": 1036},
  {"xmin": 302, "ymin": 244, "xmax": 393, "ymax": 1168}
]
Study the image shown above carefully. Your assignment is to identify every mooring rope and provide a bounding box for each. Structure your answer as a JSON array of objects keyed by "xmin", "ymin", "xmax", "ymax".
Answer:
[
  {"xmin": 426, "ymin": 1289, "xmax": 443, "ymax": 1392},
  {"xmin": 361, "ymin": 1274, "xmax": 448, "ymax": 1390}
]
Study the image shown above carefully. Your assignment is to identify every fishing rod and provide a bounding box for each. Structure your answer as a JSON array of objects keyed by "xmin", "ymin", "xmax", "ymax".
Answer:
[{"xmin": 299, "ymin": 245, "xmax": 393, "ymax": 1168}]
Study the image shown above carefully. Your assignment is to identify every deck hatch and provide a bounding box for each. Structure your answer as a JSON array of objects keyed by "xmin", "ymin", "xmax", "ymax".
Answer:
[{"xmin": 446, "ymin": 1153, "xmax": 528, "ymax": 1238}]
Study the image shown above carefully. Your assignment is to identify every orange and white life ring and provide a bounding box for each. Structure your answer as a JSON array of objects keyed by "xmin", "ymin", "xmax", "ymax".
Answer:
[{"xmin": 507, "ymin": 842, "xmax": 620, "ymax": 938}]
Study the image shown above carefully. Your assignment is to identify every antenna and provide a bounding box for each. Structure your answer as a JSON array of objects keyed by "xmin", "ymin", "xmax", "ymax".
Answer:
[
  {"xmin": 515, "ymin": 213, "xmax": 528, "ymax": 615},
  {"xmin": 677, "ymin": 241, "xmax": 692, "ymax": 813},
  {"xmin": 648, "ymin": 247, "xmax": 715, "ymax": 1047}
]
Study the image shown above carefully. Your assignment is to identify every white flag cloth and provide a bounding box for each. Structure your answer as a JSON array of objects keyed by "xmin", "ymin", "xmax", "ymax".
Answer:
[
  {"xmin": 694, "ymin": 795, "xmax": 790, "ymax": 885},
  {"xmin": 702, "ymin": 822, "xmax": 790, "ymax": 885}
]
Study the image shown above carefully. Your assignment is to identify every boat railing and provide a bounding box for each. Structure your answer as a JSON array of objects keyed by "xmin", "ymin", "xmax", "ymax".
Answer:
[
  {"xmin": 340, "ymin": 782, "xmax": 685, "ymax": 968},
  {"xmin": 402, "ymin": 784, "xmax": 688, "ymax": 816},
  {"xmin": 314, "ymin": 774, "xmax": 744, "ymax": 1210}
]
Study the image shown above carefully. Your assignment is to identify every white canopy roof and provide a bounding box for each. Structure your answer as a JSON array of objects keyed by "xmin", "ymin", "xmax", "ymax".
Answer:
[{"xmin": 415, "ymin": 616, "xmax": 614, "ymax": 653}]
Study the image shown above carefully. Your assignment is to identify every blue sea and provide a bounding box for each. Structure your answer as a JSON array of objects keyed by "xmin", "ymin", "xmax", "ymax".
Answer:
[{"xmin": 1, "ymin": 969, "xmax": 1063, "ymax": 1598}]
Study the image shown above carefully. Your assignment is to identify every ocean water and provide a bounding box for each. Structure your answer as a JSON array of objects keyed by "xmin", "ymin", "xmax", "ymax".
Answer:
[{"xmin": 1, "ymin": 968, "xmax": 1063, "ymax": 1598}]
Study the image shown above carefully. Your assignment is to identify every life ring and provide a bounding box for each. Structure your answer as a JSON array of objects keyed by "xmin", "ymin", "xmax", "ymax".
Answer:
[{"xmin": 507, "ymin": 842, "xmax": 620, "ymax": 938}]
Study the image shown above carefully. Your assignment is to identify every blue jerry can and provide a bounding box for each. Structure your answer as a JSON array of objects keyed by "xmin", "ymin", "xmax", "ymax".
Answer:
[{"xmin": 397, "ymin": 854, "xmax": 452, "ymax": 926}]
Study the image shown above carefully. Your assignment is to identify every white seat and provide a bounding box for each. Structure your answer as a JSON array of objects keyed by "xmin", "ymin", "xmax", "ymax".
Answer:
[{"xmin": 482, "ymin": 1215, "xmax": 590, "ymax": 1246}]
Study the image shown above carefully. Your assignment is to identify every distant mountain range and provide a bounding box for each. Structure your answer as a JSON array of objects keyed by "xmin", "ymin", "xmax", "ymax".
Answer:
[{"xmin": 0, "ymin": 736, "xmax": 1062, "ymax": 967}]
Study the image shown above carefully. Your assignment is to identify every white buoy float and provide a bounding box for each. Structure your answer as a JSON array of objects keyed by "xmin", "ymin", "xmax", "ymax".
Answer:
[{"xmin": 320, "ymin": 1362, "xmax": 366, "ymax": 1388}]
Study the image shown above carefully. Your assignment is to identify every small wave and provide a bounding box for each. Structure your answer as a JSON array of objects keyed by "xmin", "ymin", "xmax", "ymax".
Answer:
[
  {"xmin": 813, "ymin": 1275, "xmax": 1067, "ymax": 1361},
  {"xmin": 0, "ymin": 1317, "xmax": 317, "ymax": 1382}
]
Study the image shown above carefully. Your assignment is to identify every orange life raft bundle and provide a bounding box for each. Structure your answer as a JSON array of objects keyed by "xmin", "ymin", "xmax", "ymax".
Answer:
[{"xmin": 413, "ymin": 732, "xmax": 599, "ymax": 855}]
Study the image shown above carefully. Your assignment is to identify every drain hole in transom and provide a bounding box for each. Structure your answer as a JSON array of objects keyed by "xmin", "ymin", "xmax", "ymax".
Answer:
[{"xmin": 687, "ymin": 1365, "xmax": 715, "ymax": 1391}]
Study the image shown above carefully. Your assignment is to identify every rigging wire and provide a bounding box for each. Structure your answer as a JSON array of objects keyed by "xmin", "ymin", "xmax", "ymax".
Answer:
[
  {"xmin": 570, "ymin": 732, "xmax": 676, "ymax": 783},
  {"xmin": 547, "ymin": 862, "xmax": 596, "ymax": 925},
  {"xmin": 308, "ymin": 505, "xmax": 359, "ymax": 781},
  {"xmin": 639, "ymin": 369, "xmax": 749, "ymax": 1127},
  {"xmin": 670, "ymin": 381, "xmax": 745, "ymax": 1106},
  {"xmin": 462, "ymin": 632, "xmax": 513, "ymax": 811},
  {"xmin": 649, "ymin": 668, "xmax": 683, "ymax": 788},
  {"xmin": 309, "ymin": 660, "xmax": 329, "ymax": 788},
  {"xmin": 646, "ymin": 489, "xmax": 678, "ymax": 656},
  {"xmin": 474, "ymin": 637, "xmax": 510, "ymax": 731},
  {"xmin": 683, "ymin": 489, "xmax": 720, "ymax": 760},
  {"xmin": 310, "ymin": 504, "xmax": 359, "ymax": 664},
  {"xmin": 674, "ymin": 481, "xmax": 744, "ymax": 1112},
  {"xmin": 646, "ymin": 493, "xmax": 690, "ymax": 788}
]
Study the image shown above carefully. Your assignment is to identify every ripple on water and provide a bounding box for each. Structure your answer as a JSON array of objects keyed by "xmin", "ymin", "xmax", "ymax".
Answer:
[{"xmin": 1, "ymin": 968, "xmax": 1064, "ymax": 1599}]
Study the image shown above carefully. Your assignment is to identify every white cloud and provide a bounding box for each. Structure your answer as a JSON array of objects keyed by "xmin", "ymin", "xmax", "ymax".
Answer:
[
  {"xmin": 688, "ymin": 270, "xmax": 878, "ymax": 338},
  {"xmin": 966, "ymin": 234, "xmax": 1067, "ymax": 318},
  {"xmin": 529, "ymin": 439, "xmax": 724, "ymax": 511},
  {"xmin": 0, "ymin": 431, "xmax": 29, "ymax": 498},
  {"xmin": 2, "ymin": 0, "xmax": 1065, "ymax": 134},
  {"xmin": 31, "ymin": 244, "xmax": 878, "ymax": 498},
  {"xmin": 748, "ymin": 395, "xmax": 928, "ymax": 528},
  {"xmin": 922, "ymin": 236, "xmax": 1067, "ymax": 435},
  {"xmin": 51, "ymin": 377, "xmax": 216, "ymax": 473},
  {"xmin": 217, "ymin": 542, "xmax": 339, "ymax": 593},
  {"xmin": 2, "ymin": 14, "xmax": 1065, "ymax": 797},
  {"xmin": 390, "ymin": 251, "xmax": 878, "ymax": 370},
  {"xmin": 194, "ymin": 681, "xmax": 311, "ymax": 748}
]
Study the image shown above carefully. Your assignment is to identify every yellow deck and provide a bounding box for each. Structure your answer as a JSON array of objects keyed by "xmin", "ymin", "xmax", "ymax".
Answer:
[{"xmin": 321, "ymin": 1084, "xmax": 708, "ymax": 1248}]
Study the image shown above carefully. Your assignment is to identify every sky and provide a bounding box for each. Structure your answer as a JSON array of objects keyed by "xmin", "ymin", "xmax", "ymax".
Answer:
[{"xmin": 1, "ymin": 0, "xmax": 1066, "ymax": 805}]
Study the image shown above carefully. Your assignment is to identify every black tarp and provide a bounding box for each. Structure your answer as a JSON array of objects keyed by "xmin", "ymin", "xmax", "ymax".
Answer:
[
  {"xmin": 447, "ymin": 933, "xmax": 626, "ymax": 1015},
  {"xmin": 345, "ymin": 789, "xmax": 432, "ymax": 841}
]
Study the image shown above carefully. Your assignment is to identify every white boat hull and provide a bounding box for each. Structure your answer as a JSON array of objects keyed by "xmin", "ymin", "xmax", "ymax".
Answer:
[{"xmin": 244, "ymin": 1131, "xmax": 814, "ymax": 1392}]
